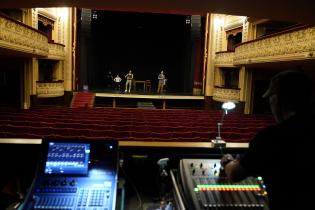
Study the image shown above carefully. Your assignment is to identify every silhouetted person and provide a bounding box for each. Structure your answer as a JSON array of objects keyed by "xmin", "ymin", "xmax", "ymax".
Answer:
[
  {"xmin": 221, "ymin": 70, "xmax": 315, "ymax": 210},
  {"xmin": 106, "ymin": 71, "xmax": 113, "ymax": 88}
]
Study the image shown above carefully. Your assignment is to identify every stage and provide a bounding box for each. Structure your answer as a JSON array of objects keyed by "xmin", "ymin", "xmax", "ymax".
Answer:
[{"xmin": 95, "ymin": 92, "xmax": 205, "ymax": 109}]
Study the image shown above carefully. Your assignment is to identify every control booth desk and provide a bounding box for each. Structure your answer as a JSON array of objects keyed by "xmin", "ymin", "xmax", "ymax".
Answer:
[
  {"xmin": 0, "ymin": 139, "xmax": 269, "ymax": 210},
  {"xmin": 18, "ymin": 139, "xmax": 119, "ymax": 210}
]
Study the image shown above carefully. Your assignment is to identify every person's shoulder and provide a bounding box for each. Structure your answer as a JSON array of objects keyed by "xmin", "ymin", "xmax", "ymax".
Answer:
[{"xmin": 249, "ymin": 125, "xmax": 278, "ymax": 146}]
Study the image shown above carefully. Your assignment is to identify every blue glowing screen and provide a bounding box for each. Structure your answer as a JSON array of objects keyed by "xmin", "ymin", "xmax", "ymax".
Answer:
[{"xmin": 44, "ymin": 142, "xmax": 90, "ymax": 175}]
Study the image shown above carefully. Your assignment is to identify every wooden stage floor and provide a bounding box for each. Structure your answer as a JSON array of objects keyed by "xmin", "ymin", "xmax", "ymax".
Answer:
[{"xmin": 95, "ymin": 92, "xmax": 205, "ymax": 109}]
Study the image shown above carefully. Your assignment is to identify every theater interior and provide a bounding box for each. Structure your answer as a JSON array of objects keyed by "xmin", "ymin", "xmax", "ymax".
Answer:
[{"xmin": 0, "ymin": 0, "xmax": 314, "ymax": 210}]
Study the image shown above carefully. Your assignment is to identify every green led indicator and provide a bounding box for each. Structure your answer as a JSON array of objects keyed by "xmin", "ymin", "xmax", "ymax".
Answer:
[{"xmin": 196, "ymin": 184, "xmax": 259, "ymax": 190}]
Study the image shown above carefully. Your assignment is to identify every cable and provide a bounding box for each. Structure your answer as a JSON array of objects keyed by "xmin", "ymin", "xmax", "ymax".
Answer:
[{"xmin": 120, "ymin": 166, "xmax": 142, "ymax": 210}]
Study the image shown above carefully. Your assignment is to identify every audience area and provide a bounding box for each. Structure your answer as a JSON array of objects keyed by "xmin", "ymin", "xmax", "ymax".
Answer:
[{"xmin": 0, "ymin": 108, "xmax": 274, "ymax": 142}]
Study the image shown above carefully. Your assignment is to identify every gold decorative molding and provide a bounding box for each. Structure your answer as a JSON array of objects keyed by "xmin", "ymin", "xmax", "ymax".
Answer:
[
  {"xmin": 234, "ymin": 26, "xmax": 315, "ymax": 65},
  {"xmin": 213, "ymin": 87, "xmax": 240, "ymax": 102},
  {"xmin": 37, "ymin": 8, "xmax": 57, "ymax": 22},
  {"xmin": 38, "ymin": 14, "xmax": 55, "ymax": 29},
  {"xmin": 48, "ymin": 42, "xmax": 65, "ymax": 60},
  {"xmin": 36, "ymin": 81, "xmax": 64, "ymax": 98},
  {"xmin": 0, "ymin": 14, "xmax": 49, "ymax": 57},
  {"xmin": 214, "ymin": 51, "xmax": 235, "ymax": 67},
  {"xmin": 224, "ymin": 16, "xmax": 245, "ymax": 31}
]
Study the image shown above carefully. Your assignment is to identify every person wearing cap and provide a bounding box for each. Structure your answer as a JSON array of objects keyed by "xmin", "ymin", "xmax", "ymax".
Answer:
[{"xmin": 220, "ymin": 70, "xmax": 315, "ymax": 210}]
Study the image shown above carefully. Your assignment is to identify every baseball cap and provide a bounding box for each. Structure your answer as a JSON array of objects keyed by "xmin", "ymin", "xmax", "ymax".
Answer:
[{"xmin": 262, "ymin": 70, "xmax": 312, "ymax": 99}]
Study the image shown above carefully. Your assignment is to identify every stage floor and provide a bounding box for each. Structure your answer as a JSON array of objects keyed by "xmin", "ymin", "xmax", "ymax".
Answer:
[
  {"xmin": 85, "ymin": 88, "xmax": 205, "ymax": 109},
  {"xmin": 95, "ymin": 92, "xmax": 204, "ymax": 100}
]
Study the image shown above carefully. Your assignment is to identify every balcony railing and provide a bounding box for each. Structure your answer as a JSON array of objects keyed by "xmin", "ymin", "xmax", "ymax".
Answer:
[
  {"xmin": 48, "ymin": 42, "xmax": 65, "ymax": 60},
  {"xmin": 214, "ymin": 51, "xmax": 235, "ymax": 67},
  {"xmin": 0, "ymin": 13, "xmax": 49, "ymax": 57},
  {"xmin": 213, "ymin": 87, "xmax": 240, "ymax": 102},
  {"xmin": 214, "ymin": 26, "xmax": 315, "ymax": 66},
  {"xmin": 36, "ymin": 80, "xmax": 64, "ymax": 98},
  {"xmin": 234, "ymin": 25, "xmax": 315, "ymax": 65}
]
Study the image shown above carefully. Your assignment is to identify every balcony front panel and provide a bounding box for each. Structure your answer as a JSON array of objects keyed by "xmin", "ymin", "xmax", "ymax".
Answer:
[
  {"xmin": 214, "ymin": 51, "xmax": 235, "ymax": 67},
  {"xmin": 48, "ymin": 42, "xmax": 65, "ymax": 60},
  {"xmin": 0, "ymin": 14, "xmax": 49, "ymax": 57},
  {"xmin": 234, "ymin": 26, "xmax": 315, "ymax": 65},
  {"xmin": 36, "ymin": 81, "xmax": 64, "ymax": 98},
  {"xmin": 213, "ymin": 87, "xmax": 240, "ymax": 102}
]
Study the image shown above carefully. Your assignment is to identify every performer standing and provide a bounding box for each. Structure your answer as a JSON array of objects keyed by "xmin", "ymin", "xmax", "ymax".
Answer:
[
  {"xmin": 157, "ymin": 70, "xmax": 166, "ymax": 94},
  {"xmin": 113, "ymin": 74, "xmax": 122, "ymax": 91},
  {"xmin": 106, "ymin": 71, "xmax": 113, "ymax": 88},
  {"xmin": 124, "ymin": 70, "xmax": 133, "ymax": 93}
]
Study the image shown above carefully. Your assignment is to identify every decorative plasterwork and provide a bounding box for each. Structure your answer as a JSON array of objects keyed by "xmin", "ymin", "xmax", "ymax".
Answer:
[
  {"xmin": 38, "ymin": 14, "xmax": 55, "ymax": 29},
  {"xmin": 0, "ymin": 15, "xmax": 49, "ymax": 57},
  {"xmin": 224, "ymin": 16, "xmax": 245, "ymax": 31},
  {"xmin": 36, "ymin": 81, "xmax": 64, "ymax": 98},
  {"xmin": 242, "ymin": 21, "xmax": 249, "ymax": 42},
  {"xmin": 234, "ymin": 26, "xmax": 315, "ymax": 65},
  {"xmin": 48, "ymin": 43, "xmax": 65, "ymax": 60},
  {"xmin": 213, "ymin": 87, "xmax": 240, "ymax": 102},
  {"xmin": 37, "ymin": 8, "xmax": 57, "ymax": 22},
  {"xmin": 214, "ymin": 52, "xmax": 235, "ymax": 67}
]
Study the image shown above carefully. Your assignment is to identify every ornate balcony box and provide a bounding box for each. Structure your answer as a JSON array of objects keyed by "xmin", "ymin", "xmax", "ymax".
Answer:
[
  {"xmin": 0, "ymin": 13, "xmax": 49, "ymax": 57},
  {"xmin": 214, "ymin": 51, "xmax": 235, "ymax": 67},
  {"xmin": 36, "ymin": 80, "xmax": 64, "ymax": 98},
  {"xmin": 213, "ymin": 87, "xmax": 240, "ymax": 102},
  {"xmin": 234, "ymin": 25, "xmax": 315, "ymax": 65},
  {"xmin": 48, "ymin": 42, "xmax": 65, "ymax": 60}
]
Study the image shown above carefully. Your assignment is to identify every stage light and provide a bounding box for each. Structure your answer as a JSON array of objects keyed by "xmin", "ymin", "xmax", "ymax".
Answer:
[{"xmin": 212, "ymin": 101, "xmax": 236, "ymax": 148}]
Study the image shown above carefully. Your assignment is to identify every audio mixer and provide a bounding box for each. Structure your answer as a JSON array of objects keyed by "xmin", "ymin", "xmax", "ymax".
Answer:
[
  {"xmin": 178, "ymin": 159, "xmax": 269, "ymax": 210},
  {"xmin": 20, "ymin": 139, "xmax": 118, "ymax": 210}
]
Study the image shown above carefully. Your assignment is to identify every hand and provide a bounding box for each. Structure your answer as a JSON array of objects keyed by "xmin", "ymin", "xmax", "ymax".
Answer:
[{"xmin": 220, "ymin": 154, "xmax": 234, "ymax": 168}]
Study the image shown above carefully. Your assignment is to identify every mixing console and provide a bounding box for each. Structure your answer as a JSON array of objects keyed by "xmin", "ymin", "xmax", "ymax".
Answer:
[
  {"xmin": 20, "ymin": 139, "xmax": 118, "ymax": 210},
  {"xmin": 179, "ymin": 159, "xmax": 269, "ymax": 210}
]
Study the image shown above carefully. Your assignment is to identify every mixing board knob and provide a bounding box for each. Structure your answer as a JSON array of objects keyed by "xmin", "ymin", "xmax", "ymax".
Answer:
[
  {"xmin": 41, "ymin": 180, "xmax": 50, "ymax": 187},
  {"xmin": 202, "ymin": 170, "xmax": 205, "ymax": 175},
  {"xmin": 61, "ymin": 180, "xmax": 67, "ymax": 186},
  {"xmin": 190, "ymin": 163, "xmax": 194, "ymax": 167},
  {"xmin": 52, "ymin": 180, "xmax": 60, "ymax": 186},
  {"xmin": 199, "ymin": 163, "xmax": 203, "ymax": 168},
  {"xmin": 69, "ymin": 180, "xmax": 76, "ymax": 186},
  {"xmin": 192, "ymin": 169, "xmax": 196, "ymax": 175}
]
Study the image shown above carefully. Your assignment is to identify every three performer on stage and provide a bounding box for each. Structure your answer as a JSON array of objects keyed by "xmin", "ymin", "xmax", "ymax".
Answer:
[{"xmin": 107, "ymin": 69, "xmax": 167, "ymax": 94}]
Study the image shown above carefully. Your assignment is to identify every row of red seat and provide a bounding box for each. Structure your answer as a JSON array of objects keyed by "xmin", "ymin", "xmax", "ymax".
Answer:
[
  {"xmin": 0, "ymin": 108, "xmax": 273, "ymax": 120},
  {"xmin": 0, "ymin": 107, "xmax": 272, "ymax": 142},
  {"xmin": 0, "ymin": 120, "xmax": 265, "ymax": 133}
]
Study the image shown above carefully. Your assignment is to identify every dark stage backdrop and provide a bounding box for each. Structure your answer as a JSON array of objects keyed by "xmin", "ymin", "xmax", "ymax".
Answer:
[{"xmin": 79, "ymin": 10, "xmax": 204, "ymax": 94}]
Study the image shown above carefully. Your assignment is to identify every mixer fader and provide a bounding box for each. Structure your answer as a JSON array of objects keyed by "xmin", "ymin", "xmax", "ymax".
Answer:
[{"xmin": 179, "ymin": 159, "xmax": 269, "ymax": 210}]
